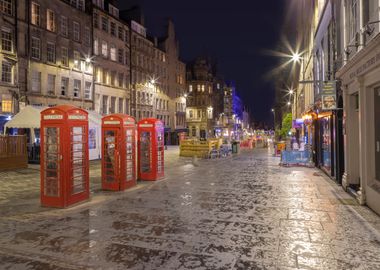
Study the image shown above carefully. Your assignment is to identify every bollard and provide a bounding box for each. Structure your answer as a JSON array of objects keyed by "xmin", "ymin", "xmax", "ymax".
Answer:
[{"xmin": 192, "ymin": 155, "xmax": 199, "ymax": 167}]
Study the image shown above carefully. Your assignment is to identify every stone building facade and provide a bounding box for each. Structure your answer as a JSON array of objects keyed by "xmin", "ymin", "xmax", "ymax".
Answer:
[
  {"xmin": 0, "ymin": 0, "xmax": 17, "ymax": 132},
  {"xmin": 92, "ymin": 0, "xmax": 130, "ymax": 115},
  {"xmin": 17, "ymin": 0, "xmax": 94, "ymax": 110},
  {"xmin": 186, "ymin": 57, "xmax": 216, "ymax": 139}
]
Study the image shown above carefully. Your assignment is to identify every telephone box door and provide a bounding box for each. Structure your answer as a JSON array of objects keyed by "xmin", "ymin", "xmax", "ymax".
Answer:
[
  {"xmin": 69, "ymin": 125, "xmax": 89, "ymax": 204},
  {"xmin": 139, "ymin": 130, "xmax": 152, "ymax": 177},
  {"xmin": 102, "ymin": 128, "xmax": 120, "ymax": 190},
  {"xmin": 123, "ymin": 128, "xmax": 135, "ymax": 189},
  {"xmin": 41, "ymin": 125, "xmax": 63, "ymax": 207}
]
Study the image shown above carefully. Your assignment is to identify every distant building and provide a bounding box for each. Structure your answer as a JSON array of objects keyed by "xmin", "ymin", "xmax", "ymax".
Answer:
[{"xmin": 186, "ymin": 57, "xmax": 216, "ymax": 139}]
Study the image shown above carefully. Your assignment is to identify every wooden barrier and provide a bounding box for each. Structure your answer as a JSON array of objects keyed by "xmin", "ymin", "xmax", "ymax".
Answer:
[
  {"xmin": 179, "ymin": 138, "xmax": 222, "ymax": 158},
  {"xmin": 0, "ymin": 135, "xmax": 28, "ymax": 171}
]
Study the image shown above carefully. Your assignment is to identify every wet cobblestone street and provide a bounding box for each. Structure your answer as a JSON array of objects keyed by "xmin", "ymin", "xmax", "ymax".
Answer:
[{"xmin": 0, "ymin": 147, "xmax": 380, "ymax": 269}]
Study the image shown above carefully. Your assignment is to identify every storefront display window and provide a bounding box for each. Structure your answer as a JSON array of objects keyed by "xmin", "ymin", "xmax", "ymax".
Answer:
[{"xmin": 321, "ymin": 116, "xmax": 331, "ymax": 173}]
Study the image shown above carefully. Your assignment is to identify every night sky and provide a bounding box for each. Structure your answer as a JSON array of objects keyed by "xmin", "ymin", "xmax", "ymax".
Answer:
[{"xmin": 119, "ymin": 0, "xmax": 286, "ymax": 124}]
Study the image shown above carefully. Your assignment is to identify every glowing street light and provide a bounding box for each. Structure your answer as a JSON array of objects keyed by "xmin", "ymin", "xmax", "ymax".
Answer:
[
  {"xmin": 287, "ymin": 101, "xmax": 291, "ymax": 106},
  {"xmin": 289, "ymin": 89, "xmax": 294, "ymax": 95},
  {"xmin": 184, "ymin": 93, "xmax": 188, "ymax": 98},
  {"xmin": 291, "ymin": 52, "xmax": 301, "ymax": 63}
]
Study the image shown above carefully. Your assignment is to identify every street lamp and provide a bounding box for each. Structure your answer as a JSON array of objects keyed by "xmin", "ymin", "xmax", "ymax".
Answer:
[{"xmin": 291, "ymin": 52, "xmax": 301, "ymax": 63}]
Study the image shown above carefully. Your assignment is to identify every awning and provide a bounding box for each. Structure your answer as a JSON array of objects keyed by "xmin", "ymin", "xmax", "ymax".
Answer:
[{"xmin": 4, "ymin": 106, "xmax": 44, "ymax": 130}]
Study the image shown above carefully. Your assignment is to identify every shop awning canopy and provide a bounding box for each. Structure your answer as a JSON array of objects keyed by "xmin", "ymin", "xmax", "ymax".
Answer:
[{"xmin": 4, "ymin": 106, "xmax": 44, "ymax": 131}]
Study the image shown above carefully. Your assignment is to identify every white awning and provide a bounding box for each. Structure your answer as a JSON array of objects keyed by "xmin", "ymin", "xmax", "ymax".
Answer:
[{"xmin": 4, "ymin": 106, "xmax": 44, "ymax": 130}]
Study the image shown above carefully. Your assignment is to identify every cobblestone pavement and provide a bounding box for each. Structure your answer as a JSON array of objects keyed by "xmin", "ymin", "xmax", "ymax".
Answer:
[{"xmin": 0, "ymin": 147, "xmax": 380, "ymax": 270}]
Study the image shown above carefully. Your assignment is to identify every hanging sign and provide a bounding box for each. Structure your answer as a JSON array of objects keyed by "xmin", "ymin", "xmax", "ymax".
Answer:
[{"xmin": 321, "ymin": 81, "xmax": 337, "ymax": 110}]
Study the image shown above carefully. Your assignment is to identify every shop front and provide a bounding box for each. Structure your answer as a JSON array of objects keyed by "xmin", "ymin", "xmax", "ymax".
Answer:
[{"xmin": 336, "ymin": 36, "xmax": 380, "ymax": 215}]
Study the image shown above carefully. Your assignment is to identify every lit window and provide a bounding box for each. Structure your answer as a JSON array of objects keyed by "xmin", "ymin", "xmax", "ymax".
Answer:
[
  {"xmin": 1, "ymin": 61, "xmax": 12, "ymax": 83},
  {"xmin": 201, "ymin": 85, "xmax": 205, "ymax": 92},
  {"xmin": 60, "ymin": 16, "xmax": 68, "ymax": 37},
  {"xmin": 73, "ymin": 21, "xmax": 80, "ymax": 42},
  {"xmin": 2, "ymin": 99, "xmax": 12, "ymax": 112},
  {"xmin": 47, "ymin": 9, "xmax": 55, "ymax": 32},
  {"xmin": 189, "ymin": 85, "xmax": 193, "ymax": 92},
  {"xmin": 31, "ymin": 2, "xmax": 40, "ymax": 26},
  {"xmin": 110, "ymin": 45, "xmax": 116, "ymax": 61},
  {"xmin": 118, "ymin": 98, "xmax": 123, "ymax": 113},
  {"xmin": 73, "ymin": 79, "xmax": 81, "ymax": 97},
  {"xmin": 101, "ymin": 40, "xmax": 107, "ymax": 57},
  {"xmin": 61, "ymin": 47, "xmax": 68, "ymax": 66},
  {"xmin": 197, "ymin": 84, "xmax": 201, "ymax": 92},
  {"xmin": 94, "ymin": 38, "xmax": 99, "ymax": 55},
  {"xmin": 47, "ymin": 42, "xmax": 55, "ymax": 63},
  {"xmin": 31, "ymin": 37, "xmax": 40, "ymax": 59},
  {"xmin": 0, "ymin": 0, "xmax": 12, "ymax": 15},
  {"xmin": 1, "ymin": 29, "xmax": 12, "ymax": 52},
  {"xmin": 73, "ymin": 51, "xmax": 80, "ymax": 69}
]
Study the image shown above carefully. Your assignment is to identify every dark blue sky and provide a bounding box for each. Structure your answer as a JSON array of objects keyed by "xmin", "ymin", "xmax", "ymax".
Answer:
[{"xmin": 119, "ymin": 0, "xmax": 285, "ymax": 123}]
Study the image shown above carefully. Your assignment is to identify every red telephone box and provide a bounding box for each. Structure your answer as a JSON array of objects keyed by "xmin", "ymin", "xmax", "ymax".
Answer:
[
  {"xmin": 101, "ymin": 114, "xmax": 136, "ymax": 191},
  {"xmin": 138, "ymin": 118, "xmax": 164, "ymax": 181},
  {"xmin": 40, "ymin": 105, "xmax": 89, "ymax": 208}
]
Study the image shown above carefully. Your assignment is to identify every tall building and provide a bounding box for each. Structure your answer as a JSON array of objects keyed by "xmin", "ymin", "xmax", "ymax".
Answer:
[
  {"xmin": 17, "ymin": 0, "xmax": 94, "ymax": 110},
  {"xmin": 0, "ymin": 0, "xmax": 17, "ymax": 132},
  {"xmin": 186, "ymin": 57, "xmax": 216, "ymax": 139},
  {"xmin": 92, "ymin": 0, "xmax": 130, "ymax": 115},
  {"xmin": 157, "ymin": 20, "xmax": 186, "ymax": 144}
]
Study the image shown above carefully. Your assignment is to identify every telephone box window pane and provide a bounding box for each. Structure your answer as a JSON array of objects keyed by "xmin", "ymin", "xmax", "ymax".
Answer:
[
  {"xmin": 71, "ymin": 126, "xmax": 85, "ymax": 194},
  {"xmin": 157, "ymin": 131, "xmax": 163, "ymax": 173},
  {"xmin": 140, "ymin": 131, "xmax": 151, "ymax": 173},
  {"xmin": 44, "ymin": 127, "xmax": 60, "ymax": 197},
  {"xmin": 126, "ymin": 129, "xmax": 133, "ymax": 181},
  {"xmin": 104, "ymin": 130, "xmax": 116, "ymax": 182}
]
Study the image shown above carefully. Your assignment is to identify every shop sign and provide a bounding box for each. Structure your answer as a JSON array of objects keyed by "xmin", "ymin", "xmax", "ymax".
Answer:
[
  {"xmin": 292, "ymin": 119, "xmax": 304, "ymax": 129},
  {"xmin": 349, "ymin": 52, "xmax": 380, "ymax": 79},
  {"xmin": 322, "ymin": 81, "xmax": 337, "ymax": 110}
]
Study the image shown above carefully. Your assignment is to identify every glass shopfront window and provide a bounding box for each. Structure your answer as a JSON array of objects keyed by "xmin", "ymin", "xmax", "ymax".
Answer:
[{"xmin": 321, "ymin": 116, "xmax": 332, "ymax": 173}]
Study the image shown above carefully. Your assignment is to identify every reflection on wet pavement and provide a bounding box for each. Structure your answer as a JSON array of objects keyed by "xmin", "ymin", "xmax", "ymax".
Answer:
[{"xmin": 0, "ymin": 147, "xmax": 380, "ymax": 269}]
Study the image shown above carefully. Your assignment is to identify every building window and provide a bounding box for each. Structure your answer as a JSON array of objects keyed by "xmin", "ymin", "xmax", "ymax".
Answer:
[
  {"xmin": 46, "ymin": 42, "xmax": 55, "ymax": 63},
  {"xmin": 73, "ymin": 51, "xmax": 80, "ymax": 69},
  {"xmin": 73, "ymin": 21, "xmax": 80, "ymax": 42},
  {"xmin": 0, "ymin": 0, "xmax": 12, "ymax": 15},
  {"xmin": 84, "ymin": 27, "xmax": 91, "ymax": 46},
  {"xmin": 46, "ymin": 9, "xmax": 55, "ymax": 32},
  {"xmin": 102, "ymin": 95, "xmax": 108, "ymax": 114},
  {"xmin": 118, "ymin": 73, "xmax": 123, "ymax": 88},
  {"xmin": 73, "ymin": 79, "xmax": 81, "ymax": 97},
  {"xmin": 118, "ymin": 26, "xmax": 124, "ymax": 40},
  {"xmin": 189, "ymin": 85, "xmax": 193, "ymax": 92},
  {"xmin": 110, "ymin": 71, "xmax": 116, "ymax": 86},
  {"xmin": 201, "ymin": 85, "xmax": 205, "ymax": 92},
  {"xmin": 110, "ymin": 22, "xmax": 116, "ymax": 36},
  {"xmin": 118, "ymin": 98, "xmax": 123, "ymax": 113},
  {"xmin": 197, "ymin": 84, "xmax": 201, "ymax": 92},
  {"xmin": 31, "ymin": 71, "xmax": 41, "ymax": 92},
  {"xmin": 101, "ymin": 16, "xmax": 108, "ymax": 32},
  {"xmin": 348, "ymin": 0, "xmax": 359, "ymax": 41},
  {"xmin": 61, "ymin": 47, "xmax": 68, "ymax": 66},
  {"xmin": 110, "ymin": 97, "xmax": 116, "ymax": 114},
  {"xmin": 189, "ymin": 110, "xmax": 193, "ymax": 118},
  {"xmin": 60, "ymin": 16, "xmax": 68, "ymax": 37},
  {"xmin": 31, "ymin": 37, "xmax": 40, "ymax": 59},
  {"xmin": 31, "ymin": 2, "xmax": 40, "ymax": 26},
  {"xmin": 84, "ymin": 81, "xmax": 92, "ymax": 100},
  {"xmin": 101, "ymin": 40, "xmax": 107, "ymax": 57},
  {"xmin": 1, "ymin": 98, "xmax": 12, "ymax": 113},
  {"xmin": 118, "ymin": 48, "xmax": 124, "ymax": 64},
  {"xmin": 70, "ymin": 0, "xmax": 84, "ymax": 11},
  {"xmin": 47, "ymin": 74, "xmax": 56, "ymax": 95},
  {"xmin": 110, "ymin": 45, "xmax": 116, "ymax": 61},
  {"xmin": 1, "ymin": 28, "xmax": 12, "ymax": 52},
  {"xmin": 1, "ymin": 61, "xmax": 12, "ymax": 83},
  {"xmin": 61, "ymin": 77, "xmax": 69, "ymax": 96},
  {"xmin": 93, "ymin": 12, "xmax": 98, "ymax": 28},
  {"xmin": 94, "ymin": 38, "xmax": 99, "ymax": 55}
]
